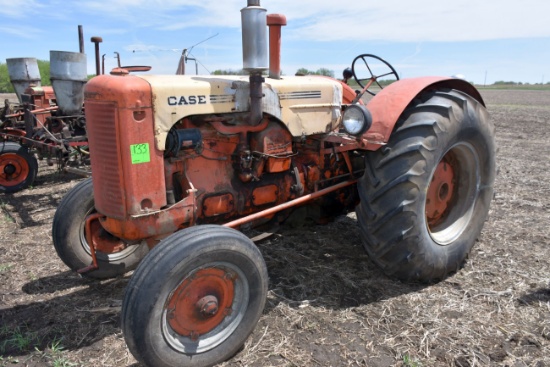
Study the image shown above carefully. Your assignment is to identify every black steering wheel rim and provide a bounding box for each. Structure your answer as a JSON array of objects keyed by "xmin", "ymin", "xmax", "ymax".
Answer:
[{"xmin": 351, "ymin": 54, "xmax": 399, "ymax": 96}]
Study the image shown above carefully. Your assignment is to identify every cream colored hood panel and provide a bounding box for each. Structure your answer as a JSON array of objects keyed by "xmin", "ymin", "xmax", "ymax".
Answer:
[{"xmin": 136, "ymin": 75, "xmax": 342, "ymax": 150}]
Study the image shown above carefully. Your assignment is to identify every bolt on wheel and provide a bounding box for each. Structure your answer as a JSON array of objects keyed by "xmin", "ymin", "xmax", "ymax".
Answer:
[
  {"xmin": 122, "ymin": 225, "xmax": 268, "ymax": 367},
  {"xmin": 426, "ymin": 143, "xmax": 480, "ymax": 246},
  {"xmin": 0, "ymin": 142, "xmax": 38, "ymax": 193},
  {"xmin": 163, "ymin": 264, "xmax": 249, "ymax": 353}
]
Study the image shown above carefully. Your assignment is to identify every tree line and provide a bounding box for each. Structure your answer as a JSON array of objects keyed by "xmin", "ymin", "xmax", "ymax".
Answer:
[
  {"xmin": 1, "ymin": 64, "xmax": 337, "ymax": 93},
  {"xmin": 211, "ymin": 68, "xmax": 335, "ymax": 78}
]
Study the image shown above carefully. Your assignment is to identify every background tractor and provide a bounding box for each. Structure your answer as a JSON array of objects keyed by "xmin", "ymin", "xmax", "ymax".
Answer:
[{"xmin": 52, "ymin": 1, "xmax": 496, "ymax": 366}]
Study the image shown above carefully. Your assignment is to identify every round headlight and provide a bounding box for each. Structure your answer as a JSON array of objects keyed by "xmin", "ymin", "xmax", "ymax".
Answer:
[{"xmin": 342, "ymin": 105, "xmax": 372, "ymax": 136}]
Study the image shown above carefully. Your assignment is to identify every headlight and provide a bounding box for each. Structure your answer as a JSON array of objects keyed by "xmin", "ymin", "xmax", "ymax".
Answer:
[{"xmin": 342, "ymin": 104, "xmax": 372, "ymax": 136}]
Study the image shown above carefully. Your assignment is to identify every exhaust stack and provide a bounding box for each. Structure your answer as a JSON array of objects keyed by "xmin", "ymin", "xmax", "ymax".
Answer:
[
  {"xmin": 241, "ymin": 0, "xmax": 268, "ymax": 72},
  {"xmin": 6, "ymin": 58, "xmax": 41, "ymax": 103},
  {"xmin": 50, "ymin": 51, "xmax": 87, "ymax": 115},
  {"xmin": 241, "ymin": 0, "xmax": 267, "ymax": 125}
]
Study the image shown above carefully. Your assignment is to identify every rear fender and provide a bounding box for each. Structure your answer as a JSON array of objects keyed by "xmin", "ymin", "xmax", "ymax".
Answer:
[{"xmin": 365, "ymin": 76, "xmax": 485, "ymax": 147}]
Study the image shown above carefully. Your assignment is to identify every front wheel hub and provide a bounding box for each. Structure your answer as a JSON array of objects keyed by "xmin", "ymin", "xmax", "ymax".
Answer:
[
  {"xmin": 197, "ymin": 295, "xmax": 219, "ymax": 317},
  {"xmin": 166, "ymin": 267, "xmax": 235, "ymax": 339}
]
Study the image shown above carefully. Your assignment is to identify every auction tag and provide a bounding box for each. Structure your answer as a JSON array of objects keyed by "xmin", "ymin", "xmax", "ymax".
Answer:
[{"xmin": 130, "ymin": 143, "xmax": 151, "ymax": 164}]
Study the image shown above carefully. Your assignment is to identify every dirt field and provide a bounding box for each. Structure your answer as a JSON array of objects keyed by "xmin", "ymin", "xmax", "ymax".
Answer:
[{"xmin": 1, "ymin": 89, "xmax": 549, "ymax": 367}]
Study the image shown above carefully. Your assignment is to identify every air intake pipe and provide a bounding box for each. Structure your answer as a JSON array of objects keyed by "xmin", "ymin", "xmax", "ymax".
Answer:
[
  {"xmin": 267, "ymin": 14, "xmax": 287, "ymax": 79},
  {"xmin": 241, "ymin": 0, "xmax": 267, "ymax": 126}
]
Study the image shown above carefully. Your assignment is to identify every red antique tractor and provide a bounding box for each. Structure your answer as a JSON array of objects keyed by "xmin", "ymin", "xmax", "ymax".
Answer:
[{"xmin": 52, "ymin": 1, "xmax": 495, "ymax": 366}]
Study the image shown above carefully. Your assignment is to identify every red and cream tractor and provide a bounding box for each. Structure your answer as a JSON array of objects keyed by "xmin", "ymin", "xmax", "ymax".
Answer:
[{"xmin": 52, "ymin": 1, "xmax": 495, "ymax": 366}]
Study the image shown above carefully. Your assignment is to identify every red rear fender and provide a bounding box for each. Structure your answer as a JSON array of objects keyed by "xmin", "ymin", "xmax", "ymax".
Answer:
[{"xmin": 365, "ymin": 77, "xmax": 485, "ymax": 147}]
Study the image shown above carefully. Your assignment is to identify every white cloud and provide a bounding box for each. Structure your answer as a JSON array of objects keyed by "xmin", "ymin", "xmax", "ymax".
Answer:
[
  {"xmin": 0, "ymin": 26, "xmax": 42, "ymax": 39},
  {"xmin": 0, "ymin": 0, "xmax": 45, "ymax": 18},
  {"xmin": 3, "ymin": 0, "xmax": 548, "ymax": 42},
  {"xmin": 78, "ymin": 0, "xmax": 243, "ymax": 29},
  {"xmin": 14, "ymin": 1, "xmax": 545, "ymax": 42},
  {"xmin": 275, "ymin": 0, "xmax": 550, "ymax": 42}
]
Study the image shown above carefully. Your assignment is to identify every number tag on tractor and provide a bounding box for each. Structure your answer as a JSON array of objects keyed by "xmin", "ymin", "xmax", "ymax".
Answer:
[{"xmin": 130, "ymin": 143, "xmax": 151, "ymax": 164}]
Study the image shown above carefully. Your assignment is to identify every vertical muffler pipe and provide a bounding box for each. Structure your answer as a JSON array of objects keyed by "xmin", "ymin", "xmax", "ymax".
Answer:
[
  {"xmin": 241, "ymin": 0, "xmax": 267, "ymax": 126},
  {"xmin": 78, "ymin": 25, "xmax": 85, "ymax": 54},
  {"xmin": 267, "ymin": 14, "xmax": 287, "ymax": 79},
  {"xmin": 90, "ymin": 37, "xmax": 103, "ymax": 76}
]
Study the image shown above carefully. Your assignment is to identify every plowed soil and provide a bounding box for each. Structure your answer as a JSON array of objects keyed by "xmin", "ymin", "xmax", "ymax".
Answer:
[{"xmin": 1, "ymin": 89, "xmax": 549, "ymax": 366}]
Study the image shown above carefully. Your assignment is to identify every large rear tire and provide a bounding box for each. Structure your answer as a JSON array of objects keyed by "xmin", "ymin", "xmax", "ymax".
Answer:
[
  {"xmin": 0, "ymin": 142, "xmax": 38, "ymax": 193},
  {"xmin": 52, "ymin": 178, "xmax": 148, "ymax": 279},
  {"xmin": 357, "ymin": 89, "xmax": 495, "ymax": 281},
  {"xmin": 122, "ymin": 225, "xmax": 268, "ymax": 367}
]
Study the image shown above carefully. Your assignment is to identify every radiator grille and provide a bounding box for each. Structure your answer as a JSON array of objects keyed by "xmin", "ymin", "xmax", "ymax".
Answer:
[{"xmin": 86, "ymin": 101, "xmax": 126, "ymax": 219}]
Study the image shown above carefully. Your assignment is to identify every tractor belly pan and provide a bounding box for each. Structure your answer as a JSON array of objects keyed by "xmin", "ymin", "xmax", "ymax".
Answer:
[{"xmin": 136, "ymin": 75, "xmax": 343, "ymax": 151}]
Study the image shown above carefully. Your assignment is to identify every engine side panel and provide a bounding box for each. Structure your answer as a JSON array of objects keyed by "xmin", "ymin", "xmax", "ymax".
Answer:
[{"xmin": 135, "ymin": 74, "xmax": 343, "ymax": 150}]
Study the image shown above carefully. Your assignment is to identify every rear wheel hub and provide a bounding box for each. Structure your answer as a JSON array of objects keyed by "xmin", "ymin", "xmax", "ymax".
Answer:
[
  {"xmin": 426, "ymin": 157, "xmax": 456, "ymax": 226},
  {"xmin": 426, "ymin": 143, "xmax": 480, "ymax": 245}
]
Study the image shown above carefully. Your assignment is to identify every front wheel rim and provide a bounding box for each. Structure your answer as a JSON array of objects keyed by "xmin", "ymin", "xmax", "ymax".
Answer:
[
  {"xmin": 78, "ymin": 210, "xmax": 137, "ymax": 261},
  {"xmin": 426, "ymin": 143, "xmax": 480, "ymax": 245},
  {"xmin": 162, "ymin": 262, "xmax": 249, "ymax": 354}
]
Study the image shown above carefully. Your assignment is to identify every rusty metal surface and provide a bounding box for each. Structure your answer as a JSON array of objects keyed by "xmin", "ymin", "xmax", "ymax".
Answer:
[
  {"xmin": 99, "ymin": 191, "xmax": 196, "ymax": 241},
  {"xmin": 426, "ymin": 156, "xmax": 456, "ymax": 227},
  {"xmin": 85, "ymin": 101, "xmax": 126, "ymax": 219},
  {"xmin": 267, "ymin": 13, "xmax": 287, "ymax": 79},
  {"xmin": 203, "ymin": 193, "xmax": 235, "ymax": 217},
  {"xmin": 165, "ymin": 267, "xmax": 235, "ymax": 338},
  {"xmin": 85, "ymin": 75, "xmax": 166, "ymax": 220},
  {"xmin": 84, "ymin": 71, "xmax": 370, "ymax": 245},
  {"xmin": 90, "ymin": 36, "xmax": 103, "ymax": 75},
  {"xmin": 223, "ymin": 179, "xmax": 358, "ymax": 229},
  {"xmin": 252, "ymin": 184, "xmax": 278, "ymax": 206},
  {"xmin": 76, "ymin": 213, "xmax": 103, "ymax": 274},
  {"xmin": 249, "ymin": 119, "xmax": 293, "ymax": 173},
  {"xmin": 366, "ymin": 76, "xmax": 485, "ymax": 145}
]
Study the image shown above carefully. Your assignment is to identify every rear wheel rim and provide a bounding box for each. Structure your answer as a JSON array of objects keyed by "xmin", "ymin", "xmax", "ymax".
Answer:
[
  {"xmin": 426, "ymin": 143, "xmax": 480, "ymax": 245},
  {"xmin": 0, "ymin": 153, "xmax": 30, "ymax": 187},
  {"xmin": 162, "ymin": 262, "xmax": 249, "ymax": 354}
]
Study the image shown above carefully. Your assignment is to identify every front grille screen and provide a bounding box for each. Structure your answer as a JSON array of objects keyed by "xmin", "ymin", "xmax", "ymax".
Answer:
[{"xmin": 86, "ymin": 101, "xmax": 126, "ymax": 219}]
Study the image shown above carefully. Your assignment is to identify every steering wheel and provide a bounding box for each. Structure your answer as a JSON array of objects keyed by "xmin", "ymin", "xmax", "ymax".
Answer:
[{"xmin": 351, "ymin": 54, "xmax": 399, "ymax": 96}]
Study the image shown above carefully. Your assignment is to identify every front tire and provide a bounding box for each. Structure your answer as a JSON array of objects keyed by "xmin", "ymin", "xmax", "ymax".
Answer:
[
  {"xmin": 0, "ymin": 142, "xmax": 38, "ymax": 193},
  {"xmin": 357, "ymin": 89, "xmax": 495, "ymax": 281},
  {"xmin": 52, "ymin": 178, "xmax": 148, "ymax": 279},
  {"xmin": 122, "ymin": 225, "xmax": 268, "ymax": 367}
]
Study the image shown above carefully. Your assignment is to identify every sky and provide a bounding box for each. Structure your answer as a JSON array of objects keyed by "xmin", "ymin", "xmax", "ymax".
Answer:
[{"xmin": 1, "ymin": 0, "xmax": 549, "ymax": 85}]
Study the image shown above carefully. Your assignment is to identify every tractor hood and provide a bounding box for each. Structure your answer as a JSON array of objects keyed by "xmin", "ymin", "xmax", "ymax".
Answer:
[{"xmin": 136, "ymin": 75, "xmax": 343, "ymax": 150}]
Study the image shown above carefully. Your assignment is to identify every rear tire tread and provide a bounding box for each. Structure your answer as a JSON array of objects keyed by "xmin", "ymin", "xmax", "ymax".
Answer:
[{"xmin": 357, "ymin": 89, "xmax": 495, "ymax": 281}]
